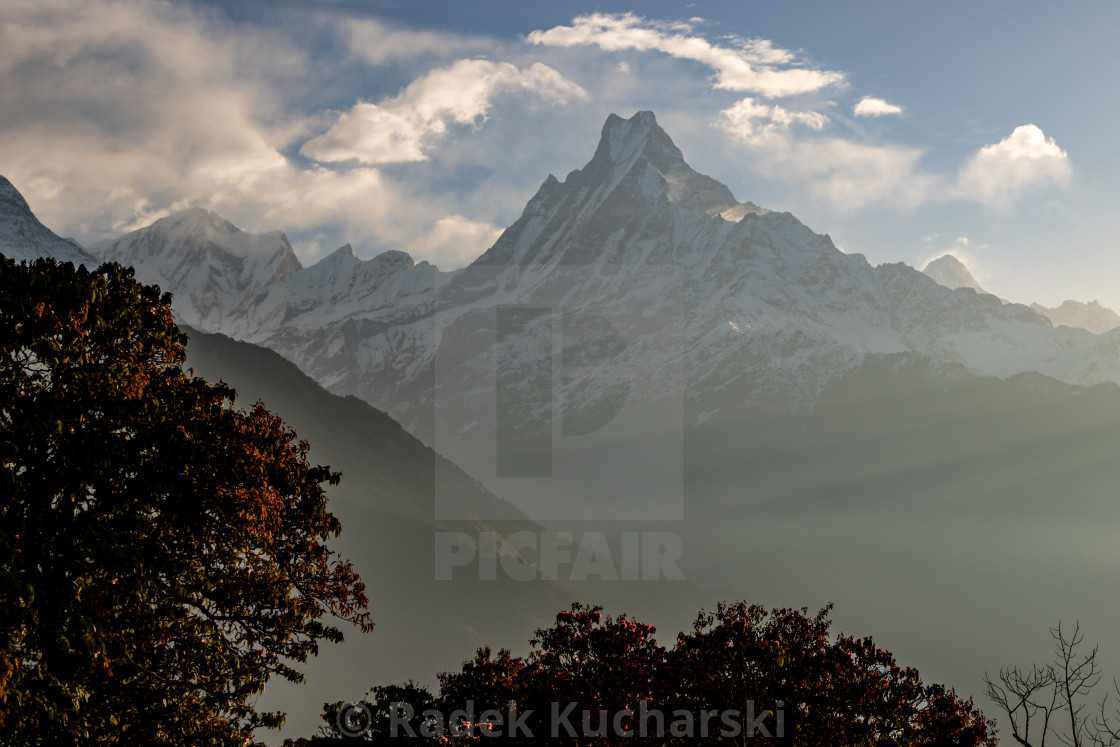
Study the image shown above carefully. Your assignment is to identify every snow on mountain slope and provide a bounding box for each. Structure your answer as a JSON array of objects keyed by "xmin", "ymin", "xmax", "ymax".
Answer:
[
  {"xmin": 90, "ymin": 208, "xmax": 302, "ymax": 330},
  {"xmin": 241, "ymin": 245, "xmax": 439, "ymax": 338},
  {"xmin": 439, "ymin": 112, "xmax": 1118, "ymax": 394},
  {"xmin": 0, "ymin": 175, "xmax": 96, "ymax": 265},
  {"xmin": 922, "ymin": 254, "xmax": 987, "ymax": 293},
  {"xmin": 82, "ymin": 112, "xmax": 1120, "ymax": 453},
  {"xmin": 1031, "ymin": 299, "xmax": 1120, "ymax": 334}
]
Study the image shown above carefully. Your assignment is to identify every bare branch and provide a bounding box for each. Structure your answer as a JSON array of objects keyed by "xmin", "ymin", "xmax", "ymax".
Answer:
[
  {"xmin": 1054, "ymin": 622, "xmax": 1102, "ymax": 747},
  {"xmin": 1089, "ymin": 681, "xmax": 1120, "ymax": 747},
  {"xmin": 985, "ymin": 662, "xmax": 1059, "ymax": 747}
]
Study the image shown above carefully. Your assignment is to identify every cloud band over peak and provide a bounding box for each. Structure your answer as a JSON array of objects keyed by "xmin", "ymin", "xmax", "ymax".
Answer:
[{"xmin": 528, "ymin": 13, "xmax": 845, "ymax": 98}]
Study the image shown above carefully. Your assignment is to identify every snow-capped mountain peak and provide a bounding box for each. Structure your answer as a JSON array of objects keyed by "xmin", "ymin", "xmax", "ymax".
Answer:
[
  {"xmin": 90, "ymin": 207, "xmax": 302, "ymax": 329},
  {"xmin": 596, "ymin": 110, "xmax": 680, "ymax": 175},
  {"xmin": 368, "ymin": 249, "xmax": 416, "ymax": 273},
  {"xmin": 291, "ymin": 245, "xmax": 424, "ymax": 302},
  {"xmin": 594, "ymin": 111, "xmax": 765, "ymax": 220},
  {"xmin": 0, "ymin": 175, "xmax": 96, "ymax": 266},
  {"xmin": 475, "ymin": 111, "xmax": 770, "ymax": 267},
  {"xmin": 321, "ymin": 243, "xmax": 359, "ymax": 264},
  {"xmin": 114, "ymin": 207, "xmax": 301, "ymax": 279},
  {"xmin": 922, "ymin": 254, "xmax": 987, "ymax": 293}
]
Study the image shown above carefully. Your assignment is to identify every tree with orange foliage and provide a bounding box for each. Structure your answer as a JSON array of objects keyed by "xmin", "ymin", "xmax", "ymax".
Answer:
[{"xmin": 0, "ymin": 257, "xmax": 372, "ymax": 745}]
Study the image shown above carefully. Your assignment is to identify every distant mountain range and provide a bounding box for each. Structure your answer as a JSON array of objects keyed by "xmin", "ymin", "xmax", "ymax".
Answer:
[
  {"xmin": 89, "ymin": 113, "xmax": 1120, "ymax": 406},
  {"xmin": 83, "ymin": 112, "xmax": 1120, "ymax": 518},
  {"xmin": 91, "ymin": 208, "xmax": 302, "ymax": 332},
  {"xmin": 1031, "ymin": 298, "xmax": 1120, "ymax": 334},
  {"xmin": 920, "ymin": 254, "xmax": 1120, "ymax": 334}
]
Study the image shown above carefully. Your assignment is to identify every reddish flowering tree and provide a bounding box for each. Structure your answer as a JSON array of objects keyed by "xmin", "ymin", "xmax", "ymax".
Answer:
[
  {"xmin": 668, "ymin": 602, "xmax": 835, "ymax": 742},
  {"xmin": 672, "ymin": 603, "xmax": 994, "ymax": 745},
  {"xmin": 301, "ymin": 601, "xmax": 995, "ymax": 746},
  {"xmin": 525, "ymin": 604, "xmax": 670, "ymax": 712}
]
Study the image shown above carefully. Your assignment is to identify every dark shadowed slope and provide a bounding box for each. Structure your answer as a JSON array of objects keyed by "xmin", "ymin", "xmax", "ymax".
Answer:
[
  {"xmin": 180, "ymin": 326, "xmax": 570, "ymax": 741},
  {"xmin": 181, "ymin": 324, "xmax": 531, "ymax": 527}
]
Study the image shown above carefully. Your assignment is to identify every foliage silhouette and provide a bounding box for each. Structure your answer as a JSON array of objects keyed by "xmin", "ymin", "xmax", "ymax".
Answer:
[
  {"xmin": 295, "ymin": 601, "xmax": 995, "ymax": 745},
  {"xmin": 0, "ymin": 257, "xmax": 372, "ymax": 745}
]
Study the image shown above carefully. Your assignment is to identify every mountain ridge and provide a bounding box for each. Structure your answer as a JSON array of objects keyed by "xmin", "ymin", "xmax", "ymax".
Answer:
[
  {"xmin": 0, "ymin": 175, "xmax": 97, "ymax": 266},
  {"xmin": 1032, "ymin": 298, "xmax": 1120, "ymax": 334},
  {"xmin": 76, "ymin": 112, "xmax": 1120, "ymax": 455}
]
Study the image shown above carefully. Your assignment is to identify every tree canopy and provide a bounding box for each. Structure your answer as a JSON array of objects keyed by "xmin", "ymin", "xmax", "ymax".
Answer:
[
  {"xmin": 300, "ymin": 601, "xmax": 995, "ymax": 745},
  {"xmin": 0, "ymin": 257, "xmax": 372, "ymax": 745}
]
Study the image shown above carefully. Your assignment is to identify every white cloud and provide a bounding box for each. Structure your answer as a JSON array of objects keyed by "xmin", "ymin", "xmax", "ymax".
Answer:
[
  {"xmin": 407, "ymin": 215, "xmax": 503, "ymax": 269},
  {"xmin": 528, "ymin": 13, "xmax": 845, "ymax": 98},
  {"xmin": 0, "ymin": 2, "xmax": 1076, "ymax": 273},
  {"xmin": 957, "ymin": 124, "xmax": 1071, "ymax": 208},
  {"xmin": 853, "ymin": 96, "xmax": 903, "ymax": 117},
  {"xmin": 719, "ymin": 98, "xmax": 934, "ymax": 211},
  {"xmin": 0, "ymin": 0, "xmax": 548, "ymax": 269},
  {"xmin": 784, "ymin": 138, "xmax": 937, "ymax": 211},
  {"xmin": 0, "ymin": 0, "xmax": 306, "ymax": 234},
  {"xmin": 721, "ymin": 97, "xmax": 827, "ymax": 146},
  {"xmin": 300, "ymin": 59, "xmax": 587, "ymax": 165},
  {"xmin": 720, "ymin": 108, "xmax": 1070, "ymax": 214}
]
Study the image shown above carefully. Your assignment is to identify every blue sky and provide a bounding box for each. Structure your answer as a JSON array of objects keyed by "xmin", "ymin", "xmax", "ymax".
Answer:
[{"xmin": 2, "ymin": 0, "xmax": 1117, "ymax": 309}]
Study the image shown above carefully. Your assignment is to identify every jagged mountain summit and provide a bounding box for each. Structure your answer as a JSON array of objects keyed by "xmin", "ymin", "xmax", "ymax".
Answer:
[
  {"xmin": 1031, "ymin": 299, "xmax": 1120, "ymax": 334},
  {"xmin": 922, "ymin": 254, "xmax": 987, "ymax": 294},
  {"xmin": 0, "ymin": 175, "xmax": 96, "ymax": 265},
  {"xmin": 476, "ymin": 110, "xmax": 766, "ymax": 270},
  {"xmin": 90, "ymin": 208, "xmax": 303, "ymax": 331}
]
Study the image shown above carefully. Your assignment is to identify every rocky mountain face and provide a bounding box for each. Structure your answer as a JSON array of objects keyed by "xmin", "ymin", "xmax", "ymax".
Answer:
[{"xmin": 0, "ymin": 176, "xmax": 96, "ymax": 265}]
